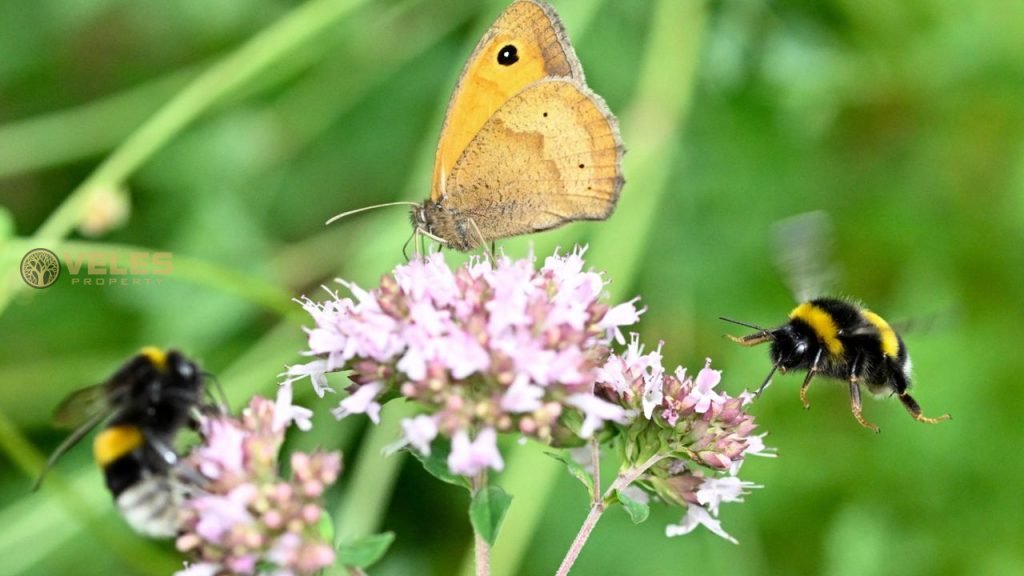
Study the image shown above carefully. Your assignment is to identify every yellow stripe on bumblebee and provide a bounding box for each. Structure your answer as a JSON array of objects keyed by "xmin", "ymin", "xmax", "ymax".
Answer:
[
  {"xmin": 861, "ymin": 310, "xmax": 900, "ymax": 358},
  {"xmin": 789, "ymin": 302, "xmax": 844, "ymax": 357},
  {"xmin": 94, "ymin": 425, "xmax": 144, "ymax": 468},
  {"xmin": 139, "ymin": 346, "xmax": 168, "ymax": 371}
]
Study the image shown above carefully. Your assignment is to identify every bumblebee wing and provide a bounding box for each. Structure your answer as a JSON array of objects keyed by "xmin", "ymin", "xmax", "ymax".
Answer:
[
  {"xmin": 772, "ymin": 211, "xmax": 840, "ymax": 303},
  {"xmin": 844, "ymin": 324, "xmax": 881, "ymax": 338},
  {"xmin": 52, "ymin": 384, "xmax": 112, "ymax": 429},
  {"xmin": 33, "ymin": 406, "xmax": 117, "ymax": 491}
]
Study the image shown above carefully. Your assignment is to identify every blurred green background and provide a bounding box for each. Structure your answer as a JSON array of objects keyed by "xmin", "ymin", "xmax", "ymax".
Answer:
[{"xmin": 1, "ymin": 0, "xmax": 1021, "ymax": 575}]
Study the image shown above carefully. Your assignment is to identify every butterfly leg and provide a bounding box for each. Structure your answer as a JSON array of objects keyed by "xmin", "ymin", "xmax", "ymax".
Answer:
[
  {"xmin": 897, "ymin": 392, "xmax": 952, "ymax": 424},
  {"xmin": 847, "ymin": 353, "xmax": 879, "ymax": 433},
  {"xmin": 800, "ymin": 348, "xmax": 823, "ymax": 409},
  {"xmin": 466, "ymin": 218, "xmax": 493, "ymax": 262}
]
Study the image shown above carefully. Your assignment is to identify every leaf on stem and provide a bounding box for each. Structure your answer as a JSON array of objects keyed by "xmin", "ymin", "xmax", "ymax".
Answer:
[
  {"xmin": 614, "ymin": 489, "xmax": 650, "ymax": 525},
  {"xmin": 545, "ymin": 450, "xmax": 594, "ymax": 495},
  {"xmin": 409, "ymin": 444, "xmax": 472, "ymax": 490},
  {"xmin": 469, "ymin": 485, "xmax": 514, "ymax": 546},
  {"xmin": 337, "ymin": 532, "xmax": 396, "ymax": 569}
]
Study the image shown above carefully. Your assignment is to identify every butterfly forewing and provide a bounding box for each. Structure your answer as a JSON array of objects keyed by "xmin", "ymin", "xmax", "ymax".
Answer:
[
  {"xmin": 443, "ymin": 78, "xmax": 623, "ymax": 241},
  {"xmin": 431, "ymin": 0, "xmax": 583, "ymax": 201}
]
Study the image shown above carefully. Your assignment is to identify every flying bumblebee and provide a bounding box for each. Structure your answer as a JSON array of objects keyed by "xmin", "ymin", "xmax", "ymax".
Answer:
[
  {"xmin": 721, "ymin": 212, "xmax": 951, "ymax": 433},
  {"xmin": 34, "ymin": 347, "xmax": 218, "ymax": 537}
]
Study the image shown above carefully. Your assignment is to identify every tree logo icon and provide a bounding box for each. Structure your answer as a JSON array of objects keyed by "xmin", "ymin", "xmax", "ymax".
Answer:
[{"xmin": 20, "ymin": 248, "xmax": 61, "ymax": 288}]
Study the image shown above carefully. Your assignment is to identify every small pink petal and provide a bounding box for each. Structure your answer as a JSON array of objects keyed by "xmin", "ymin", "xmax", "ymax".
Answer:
[
  {"xmin": 402, "ymin": 415, "xmax": 439, "ymax": 455},
  {"xmin": 665, "ymin": 505, "xmax": 738, "ymax": 544},
  {"xmin": 448, "ymin": 428, "xmax": 504, "ymax": 476},
  {"xmin": 567, "ymin": 394, "xmax": 628, "ymax": 438},
  {"xmin": 501, "ymin": 376, "xmax": 544, "ymax": 413},
  {"xmin": 332, "ymin": 382, "xmax": 384, "ymax": 424}
]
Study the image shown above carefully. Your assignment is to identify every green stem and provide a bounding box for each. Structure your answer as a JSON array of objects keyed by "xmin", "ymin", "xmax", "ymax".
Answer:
[
  {"xmin": 473, "ymin": 472, "xmax": 492, "ymax": 576},
  {"xmin": 332, "ymin": 401, "xmax": 417, "ymax": 544},
  {"xmin": 0, "ymin": 0, "xmax": 367, "ymax": 316},
  {"xmin": 0, "ymin": 66, "xmax": 198, "ymax": 179},
  {"xmin": 555, "ymin": 454, "xmax": 664, "ymax": 576}
]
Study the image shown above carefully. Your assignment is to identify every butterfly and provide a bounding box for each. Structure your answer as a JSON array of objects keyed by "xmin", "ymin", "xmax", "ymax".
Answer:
[{"xmin": 409, "ymin": 0, "xmax": 624, "ymax": 251}]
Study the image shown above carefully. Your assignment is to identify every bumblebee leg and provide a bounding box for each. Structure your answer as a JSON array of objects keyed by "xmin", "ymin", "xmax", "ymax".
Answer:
[
  {"xmin": 848, "ymin": 380, "xmax": 880, "ymax": 433},
  {"xmin": 726, "ymin": 332, "xmax": 773, "ymax": 347},
  {"xmin": 754, "ymin": 363, "xmax": 780, "ymax": 397},
  {"xmin": 898, "ymin": 392, "xmax": 952, "ymax": 424},
  {"xmin": 800, "ymin": 348, "xmax": 823, "ymax": 409},
  {"xmin": 148, "ymin": 435, "xmax": 179, "ymax": 467},
  {"xmin": 846, "ymin": 353, "xmax": 879, "ymax": 432}
]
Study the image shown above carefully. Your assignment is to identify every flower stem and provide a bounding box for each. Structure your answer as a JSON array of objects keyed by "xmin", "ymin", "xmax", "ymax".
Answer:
[
  {"xmin": 473, "ymin": 473, "xmax": 491, "ymax": 576},
  {"xmin": 590, "ymin": 438, "xmax": 601, "ymax": 504},
  {"xmin": 555, "ymin": 498, "xmax": 604, "ymax": 576},
  {"xmin": 475, "ymin": 532, "xmax": 491, "ymax": 576},
  {"xmin": 555, "ymin": 453, "xmax": 664, "ymax": 576}
]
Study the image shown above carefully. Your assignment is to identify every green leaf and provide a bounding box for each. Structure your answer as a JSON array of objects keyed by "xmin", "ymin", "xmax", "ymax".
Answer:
[
  {"xmin": 408, "ymin": 444, "xmax": 472, "ymax": 490},
  {"xmin": 615, "ymin": 489, "xmax": 650, "ymax": 525},
  {"xmin": 337, "ymin": 532, "xmax": 395, "ymax": 569},
  {"xmin": 469, "ymin": 485, "xmax": 514, "ymax": 546},
  {"xmin": 545, "ymin": 450, "xmax": 594, "ymax": 495},
  {"xmin": 318, "ymin": 510, "xmax": 335, "ymax": 543}
]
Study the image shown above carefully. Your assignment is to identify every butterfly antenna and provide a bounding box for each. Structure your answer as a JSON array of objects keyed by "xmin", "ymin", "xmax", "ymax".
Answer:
[
  {"xmin": 719, "ymin": 317, "xmax": 769, "ymax": 332},
  {"xmin": 325, "ymin": 201, "xmax": 420, "ymax": 226}
]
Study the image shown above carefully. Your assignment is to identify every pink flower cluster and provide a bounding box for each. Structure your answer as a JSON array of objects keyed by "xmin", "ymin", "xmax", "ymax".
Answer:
[
  {"xmin": 287, "ymin": 248, "xmax": 642, "ymax": 476},
  {"xmin": 176, "ymin": 388, "xmax": 339, "ymax": 575},
  {"xmin": 596, "ymin": 335, "xmax": 773, "ymax": 543}
]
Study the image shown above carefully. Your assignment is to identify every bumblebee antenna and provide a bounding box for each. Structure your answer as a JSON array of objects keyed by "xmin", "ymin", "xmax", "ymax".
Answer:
[
  {"xmin": 719, "ymin": 317, "xmax": 768, "ymax": 331},
  {"xmin": 325, "ymin": 201, "xmax": 420, "ymax": 226},
  {"xmin": 201, "ymin": 371, "xmax": 229, "ymax": 414},
  {"xmin": 754, "ymin": 363, "xmax": 780, "ymax": 398},
  {"xmin": 721, "ymin": 317, "xmax": 775, "ymax": 347}
]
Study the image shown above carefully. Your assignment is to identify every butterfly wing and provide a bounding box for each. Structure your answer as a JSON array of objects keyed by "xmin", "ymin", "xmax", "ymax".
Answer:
[
  {"xmin": 432, "ymin": 0, "xmax": 584, "ymax": 201},
  {"xmin": 442, "ymin": 78, "xmax": 623, "ymax": 243}
]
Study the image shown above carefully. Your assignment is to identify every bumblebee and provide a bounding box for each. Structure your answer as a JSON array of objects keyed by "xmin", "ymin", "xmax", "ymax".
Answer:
[
  {"xmin": 722, "ymin": 212, "xmax": 951, "ymax": 432},
  {"xmin": 34, "ymin": 347, "xmax": 216, "ymax": 537}
]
